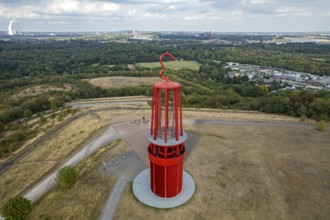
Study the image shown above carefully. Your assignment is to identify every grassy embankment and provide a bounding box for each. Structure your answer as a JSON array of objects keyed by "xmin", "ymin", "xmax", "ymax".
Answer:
[
  {"xmin": 0, "ymin": 114, "xmax": 102, "ymax": 207},
  {"xmin": 28, "ymin": 139, "xmax": 130, "ymax": 220}
]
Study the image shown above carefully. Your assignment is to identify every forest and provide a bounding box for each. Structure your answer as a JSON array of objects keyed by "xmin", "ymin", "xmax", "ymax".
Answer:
[
  {"xmin": 1, "ymin": 39, "xmax": 330, "ymax": 79},
  {"xmin": 0, "ymin": 38, "xmax": 330, "ymax": 158}
]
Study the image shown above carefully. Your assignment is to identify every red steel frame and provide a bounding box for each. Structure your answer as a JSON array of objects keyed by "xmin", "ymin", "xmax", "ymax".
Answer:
[{"xmin": 147, "ymin": 52, "xmax": 186, "ymax": 198}]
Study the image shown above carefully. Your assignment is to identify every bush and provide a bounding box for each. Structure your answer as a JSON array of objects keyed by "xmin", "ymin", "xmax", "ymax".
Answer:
[
  {"xmin": 57, "ymin": 166, "xmax": 78, "ymax": 189},
  {"xmin": 1, "ymin": 196, "xmax": 32, "ymax": 220},
  {"xmin": 299, "ymin": 115, "xmax": 308, "ymax": 122},
  {"xmin": 23, "ymin": 109, "xmax": 33, "ymax": 119},
  {"xmin": 316, "ymin": 120, "xmax": 327, "ymax": 132}
]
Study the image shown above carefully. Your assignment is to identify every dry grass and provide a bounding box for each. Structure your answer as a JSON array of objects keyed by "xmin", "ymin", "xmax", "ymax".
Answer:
[
  {"xmin": 0, "ymin": 107, "xmax": 141, "ymax": 208},
  {"xmin": 84, "ymin": 76, "xmax": 160, "ymax": 89},
  {"xmin": 95, "ymin": 108, "xmax": 150, "ymax": 124},
  {"xmin": 0, "ymin": 103, "xmax": 325, "ymax": 218},
  {"xmin": 29, "ymin": 174, "xmax": 114, "ymax": 220},
  {"xmin": 0, "ymin": 162, "xmax": 57, "ymax": 207},
  {"xmin": 183, "ymin": 108, "xmax": 302, "ymax": 122},
  {"xmin": 0, "ymin": 114, "xmax": 102, "ymax": 207},
  {"xmin": 0, "ymin": 109, "xmax": 79, "ymax": 163},
  {"xmin": 11, "ymin": 84, "xmax": 74, "ymax": 99},
  {"xmin": 94, "ymin": 105, "xmax": 302, "ymax": 125},
  {"xmin": 28, "ymin": 140, "xmax": 130, "ymax": 220},
  {"xmin": 114, "ymin": 124, "xmax": 330, "ymax": 220},
  {"xmin": 20, "ymin": 114, "xmax": 101, "ymax": 163}
]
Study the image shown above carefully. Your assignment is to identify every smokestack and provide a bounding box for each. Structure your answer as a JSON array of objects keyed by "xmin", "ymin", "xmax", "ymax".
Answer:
[{"xmin": 8, "ymin": 20, "xmax": 16, "ymax": 36}]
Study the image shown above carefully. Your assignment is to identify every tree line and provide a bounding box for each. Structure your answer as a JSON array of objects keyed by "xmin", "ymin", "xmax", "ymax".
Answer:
[{"xmin": 1, "ymin": 39, "xmax": 329, "ymax": 80}]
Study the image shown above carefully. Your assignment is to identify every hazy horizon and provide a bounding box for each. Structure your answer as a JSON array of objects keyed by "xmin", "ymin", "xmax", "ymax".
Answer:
[{"xmin": 0, "ymin": 0, "xmax": 329, "ymax": 32}]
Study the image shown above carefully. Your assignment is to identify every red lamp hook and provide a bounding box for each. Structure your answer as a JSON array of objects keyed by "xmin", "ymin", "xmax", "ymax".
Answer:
[{"xmin": 159, "ymin": 52, "xmax": 176, "ymax": 82}]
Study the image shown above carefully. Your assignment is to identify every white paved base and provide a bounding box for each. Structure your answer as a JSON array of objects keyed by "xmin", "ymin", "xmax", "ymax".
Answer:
[{"xmin": 133, "ymin": 168, "xmax": 195, "ymax": 209}]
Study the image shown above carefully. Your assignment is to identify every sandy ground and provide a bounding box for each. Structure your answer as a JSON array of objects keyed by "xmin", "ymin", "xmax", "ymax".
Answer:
[
  {"xmin": 114, "ymin": 124, "xmax": 330, "ymax": 220},
  {"xmin": 83, "ymin": 77, "xmax": 159, "ymax": 89},
  {"xmin": 11, "ymin": 84, "xmax": 74, "ymax": 99}
]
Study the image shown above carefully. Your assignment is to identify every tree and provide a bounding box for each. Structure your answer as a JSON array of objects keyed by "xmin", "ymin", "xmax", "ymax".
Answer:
[
  {"xmin": 258, "ymin": 85, "xmax": 268, "ymax": 96},
  {"xmin": 316, "ymin": 120, "xmax": 327, "ymax": 132},
  {"xmin": 296, "ymin": 104, "xmax": 307, "ymax": 117},
  {"xmin": 1, "ymin": 196, "xmax": 32, "ymax": 220},
  {"xmin": 48, "ymin": 97, "xmax": 57, "ymax": 110},
  {"xmin": 23, "ymin": 109, "xmax": 33, "ymax": 119},
  {"xmin": 57, "ymin": 166, "xmax": 78, "ymax": 188}
]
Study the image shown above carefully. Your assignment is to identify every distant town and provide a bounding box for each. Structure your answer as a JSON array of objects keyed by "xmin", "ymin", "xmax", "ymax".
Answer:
[{"xmin": 224, "ymin": 61, "xmax": 330, "ymax": 91}]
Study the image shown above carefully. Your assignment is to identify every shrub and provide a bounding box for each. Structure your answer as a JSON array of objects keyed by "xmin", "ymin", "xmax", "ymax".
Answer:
[
  {"xmin": 1, "ymin": 196, "xmax": 32, "ymax": 220},
  {"xmin": 316, "ymin": 120, "xmax": 327, "ymax": 132},
  {"xmin": 57, "ymin": 166, "xmax": 78, "ymax": 189},
  {"xmin": 299, "ymin": 115, "xmax": 307, "ymax": 122},
  {"xmin": 23, "ymin": 109, "xmax": 33, "ymax": 119}
]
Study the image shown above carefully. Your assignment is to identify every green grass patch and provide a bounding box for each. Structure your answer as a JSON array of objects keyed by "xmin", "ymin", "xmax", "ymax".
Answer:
[{"xmin": 136, "ymin": 60, "xmax": 200, "ymax": 70}]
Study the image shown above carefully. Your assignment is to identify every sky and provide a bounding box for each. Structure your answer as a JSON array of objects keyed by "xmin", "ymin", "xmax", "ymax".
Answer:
[{"xmin": 0, "ymin": 0, "xmax": 329, "ymax": 32}]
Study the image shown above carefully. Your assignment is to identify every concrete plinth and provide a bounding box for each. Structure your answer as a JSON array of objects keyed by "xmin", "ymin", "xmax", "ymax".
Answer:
[{"xmin": 133, "ymin": 168, "xmax": 195, "ymax": 209}]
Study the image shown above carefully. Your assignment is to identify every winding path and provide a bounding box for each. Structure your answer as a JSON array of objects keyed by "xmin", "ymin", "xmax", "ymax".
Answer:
[{"xmin": 24, "ymin": 126, "xmax": 121, "ymax": 202}]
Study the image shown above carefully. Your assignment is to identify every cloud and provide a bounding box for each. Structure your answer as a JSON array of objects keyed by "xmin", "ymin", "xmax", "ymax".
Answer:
[
  {"xmin": 0, "ymin": 0, "xmax": 329, "ymax": 32},
  {"xmin": 0, "ymin": 0, "xmax": 120, "ymax": 19},
  {"xmin": 45, "ymin": 0, "xmax": 120, "ymax": 16},
  {"xmin": 275, "ymin": 6, "xmax": 311, "ymax": 17}
]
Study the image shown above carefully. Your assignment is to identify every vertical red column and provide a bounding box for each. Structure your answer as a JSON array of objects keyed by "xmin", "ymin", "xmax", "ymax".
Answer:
[{"xmin": 146, "ymin": 53, "xmax": 187, "ymax": 198}]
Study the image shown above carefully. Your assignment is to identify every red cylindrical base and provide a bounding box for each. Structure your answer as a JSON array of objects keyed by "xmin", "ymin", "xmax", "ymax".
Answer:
[{"xmin": 148, "ymin": 144, "xmax": 185, "ymax": 198}]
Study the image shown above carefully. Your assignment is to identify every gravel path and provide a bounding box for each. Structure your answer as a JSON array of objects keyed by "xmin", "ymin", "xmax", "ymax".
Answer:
[
  {"xmin": 24, "ymin": 126, "xmax": 121, "ymax": 202},
  {"xmin": 183, "ymin": 118, "xmax": 315, "ymax": 128},
  {"xmin": 100, "ymin": 178, "xmax": 128, "ymax": 220}
]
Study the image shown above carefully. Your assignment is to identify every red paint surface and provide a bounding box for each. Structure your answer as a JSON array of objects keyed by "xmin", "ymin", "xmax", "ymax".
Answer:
[{"xmin": 147, "ymin": 53, "xmax": 186, "ymax": 198}]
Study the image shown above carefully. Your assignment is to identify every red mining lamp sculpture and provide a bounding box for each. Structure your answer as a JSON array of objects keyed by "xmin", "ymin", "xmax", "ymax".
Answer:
[
  {"xmin": 133, "ymin": 52, "xmax": 195, "ymax": 208},
  {"xmin": 147, "ymin": 52, "xmax": 186, "ymax": 198}
]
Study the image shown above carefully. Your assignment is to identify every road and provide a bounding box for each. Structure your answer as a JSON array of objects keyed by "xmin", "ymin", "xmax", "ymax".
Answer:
[
  {"xmin": 24, "ymin": 126, "xmax": 121, "ymax": 202},
  {"xmin": 67, "ymin": 100, "xmax": 148, "ymax": 109},
  {"xmin": 183, "ymin": 118, "xmax": 316, "ymax": 128}
]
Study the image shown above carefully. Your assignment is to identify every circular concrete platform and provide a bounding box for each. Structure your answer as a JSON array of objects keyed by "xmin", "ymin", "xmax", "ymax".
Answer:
[{"xmin": 133, "ymin": 168, "xmax": 195, "ymax": 209}]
